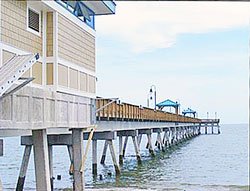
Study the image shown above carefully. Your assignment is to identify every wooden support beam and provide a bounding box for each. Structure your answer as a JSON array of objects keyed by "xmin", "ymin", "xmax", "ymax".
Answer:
[
  {"xmin": 32, "ymin": 129, "xmax": 51, "ymax": 191},
  {"xmin": 0, "ymin": 139, "xmax": 3, "ymax": 157},
  {"xmin": 179, "ymin": 127, "xmax": 183, "ymax": 141},
  {"xmin": 67, "ymin": 145, "xmax": 73, "ymax": 175},
  {"xmin": 198, "ymin": 125, "xmax": 201, "ymax": 135},
  {"xmin": 92, "ymin": 140, "xmax": 97, "ymax": 176},
  {"xmin": 188, "ymin": 127, "xmax": 192, "ymax": 138},
  {"xmin": 218, "ymin": 126, "xmax": 221, "ymax": 134},
  {"xmin": 72, "ymin": 129, "xmax": 84, "ymax": 191},
  {"xmin": 100, "ymin": 140, "xmax": 108, "ymax": 164},
  {"xmin": 21, "ymin": 134, "xmax": 72, "ymax": 146},
  {"xmin": 146, "ymin": 134, "xmax": 155, "ymax": 156},
  {"xmin": 158, "ymin": 132, "xmax": 165, "ymax": 152},
  {"xmin": 16, "ymin": 145, "xmax": 32, "ymax": 191},
  {"xmin": 138, "ymin": 129, "xmax": 152, "ymax": 135},
  {"xmin": 132, "ymin": 136, "xmax": 142, "ymax": 164},
  {"xmin": 137, "ymin": 134, "xmax": 142, "ymax": 152},
  {"xmin": 171, "ymin": 128, "xmax": 175, "ymax": 145},
  {"xmin": 162, "ymin": 131, "xmax": 168, "ymax": 147},
  {"xmin": 184, "ymin": 127, "xmax": 187, "ymax": 138},
  {"xmin": 107, "ymin": 140, "xmax": 121, "ymax": 175},
  {"xmin": 157, "ymin": 132, "xmax": 165, "ymax": 152},
  {"xmin": 153, "ymin": 128, "xmax": 162, "ymax": 133},
  {"xmin": 48, "ymin": 146, "xmax": 53, "ymax": 191},
  {"xmin": 84, "ymin": 131, "xmax": 115, "ymax": 140},
  {"xmin": 122, "ymin": 136, "xmax": 128, "ymax": 157},
  {"xmin": 119, "ymin": 136, "xmax": 123, "ymax": 165},
  {"xmin": 175, "ymin": 128, "xmax": 179, "ymax": 143},
  {"xmin": 117, "ymin": 130, "xmax": 137, "ymax": 137},
  {"xmin": 167, "ymin": 130, "xmax": 171, "ymax": 146}
]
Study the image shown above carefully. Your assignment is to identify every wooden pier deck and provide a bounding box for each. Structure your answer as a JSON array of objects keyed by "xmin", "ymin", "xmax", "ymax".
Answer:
[
  {"xmin": 16, "ymin": 98, "xmax": 220, "ymax": 191},
  {"xmin": 96, "ymin": 98, "xmax": 201, "ymax": 123}
]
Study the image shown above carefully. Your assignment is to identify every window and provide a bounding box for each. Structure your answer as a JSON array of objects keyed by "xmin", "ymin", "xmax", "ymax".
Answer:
[{"xmin": 27, "ymin": 7, "xmax": 41, "ymax": 35}]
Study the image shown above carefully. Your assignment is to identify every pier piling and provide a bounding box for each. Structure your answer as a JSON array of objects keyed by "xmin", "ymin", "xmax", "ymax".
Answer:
[
  {"xmin": 100, "ymin": 140, "xmax": 108, "ymax": 165},
  {"xmin": 16, "ymin": 145, "xmax": 32, "ymax": 191},
  {"xmin": 32, "ymin": 129, "xmax": 51, "ymax": 191},
  {"xmin": 107, "ymin": 140, "xmax": 121, "ymax": 175},
  {"xmin": 132, "ymin": 136, "xmax": 142, "ymax": 164},
  {"xmin": 72, "ymin": 129, "xmax": 84, "ymax": 191},
  {"xmin": 122, "ymin": 136, "xmax": 128, "ymax": 158},
  {"xmin": 137, "ymin": 134, "xmax": 142, "ymax": 152},
  {"xmin": 119, "ymin": 136, "xmax": 123, "ymax": 165},
  {"xmin": 67, "ymin": 145, "xmax": 74, "ymax": 175},
  {"xmin": 146, "ymin": 133, "xmax": 155, "ymax": 156},
  {"xmin": 48, "ymin": 146, "xmax": 53, "ymax": 191},
  {"xmin": 92, "ymin": 140, "xmax": 98, "ymax": 176}
]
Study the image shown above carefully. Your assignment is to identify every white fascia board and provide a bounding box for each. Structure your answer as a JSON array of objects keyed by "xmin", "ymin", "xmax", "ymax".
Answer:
[{"xmin": 41, "ymin": 0, "xmax": 96, "ymax": 37}]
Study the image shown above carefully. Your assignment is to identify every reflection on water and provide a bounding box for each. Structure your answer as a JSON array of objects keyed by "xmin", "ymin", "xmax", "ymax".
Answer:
[{"xmin": 0, "ymin": 124, "xmax": 249, "ymax": 190}]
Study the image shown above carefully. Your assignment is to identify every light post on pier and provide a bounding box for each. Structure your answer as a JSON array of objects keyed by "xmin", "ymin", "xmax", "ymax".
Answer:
[
  {"xmin": 149, "ymin": 85, "xmax": 156, "ymax": 110},
  {"xmin": 215, "ymin": 112, "xmax": 217, "ymax": 119},
  {"xmin": 207, "ymin": 112, "xmax": 209, "ymax": 119},
  {"xmin": 147, "ymin": 93, "xmax": 151, "ymax": 108}
]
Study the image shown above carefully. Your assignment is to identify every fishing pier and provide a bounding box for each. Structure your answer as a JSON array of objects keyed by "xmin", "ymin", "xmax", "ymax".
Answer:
[{"xmin": 17, "ymin": 97, "xmax": 220, "ymax": 190}]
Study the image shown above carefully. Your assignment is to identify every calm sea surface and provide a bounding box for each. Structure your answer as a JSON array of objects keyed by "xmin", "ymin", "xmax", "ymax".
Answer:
[{"xmin": 0, "ymin": 124, "xmax": 249, "ymax": 191}]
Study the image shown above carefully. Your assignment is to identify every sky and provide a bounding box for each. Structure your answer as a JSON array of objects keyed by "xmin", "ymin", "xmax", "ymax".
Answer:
[{"xmin": 95, "ymin": 2, "xmax": 250, "ymax": 124}]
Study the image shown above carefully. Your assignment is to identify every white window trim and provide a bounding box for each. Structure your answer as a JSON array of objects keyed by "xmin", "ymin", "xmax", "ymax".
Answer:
[{"xmin": 26, "ymin": 5, "xmax": 42, "ymax": 37}]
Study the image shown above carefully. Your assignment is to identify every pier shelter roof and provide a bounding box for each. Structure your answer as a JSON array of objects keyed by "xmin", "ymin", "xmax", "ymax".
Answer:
[
  {"xmin": 182, "ymin": 108, "xmax": 196, "ymax": 115},
  {"xmin": 156, "ymin": 99, "xmax": 180, "ymax": 109}
]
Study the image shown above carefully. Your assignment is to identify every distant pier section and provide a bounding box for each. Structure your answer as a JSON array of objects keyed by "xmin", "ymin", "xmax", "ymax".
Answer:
[{"xmin": 200, "ymin": 119, "xmax": 220, "ymax": 134}]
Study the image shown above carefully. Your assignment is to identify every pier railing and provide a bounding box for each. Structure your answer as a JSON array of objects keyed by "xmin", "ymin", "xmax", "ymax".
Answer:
[
  {"xmin": 200, "ymin": 119, "xmax": 220, "ymax": 123},
  {"xmin": 96, "ymin": 98, "xmax": 201, "ymax": 123}
]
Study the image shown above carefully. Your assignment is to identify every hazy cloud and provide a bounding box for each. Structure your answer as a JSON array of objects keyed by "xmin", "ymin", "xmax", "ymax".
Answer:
[{"xmin": 96, "ymin": 2, "xmax": 250, "ymax": 53}]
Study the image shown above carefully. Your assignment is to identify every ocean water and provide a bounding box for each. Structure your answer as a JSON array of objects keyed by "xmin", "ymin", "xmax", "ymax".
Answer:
[{"xmin": 0, "ymin": 124, "xmax": 249, "ymax": 191}]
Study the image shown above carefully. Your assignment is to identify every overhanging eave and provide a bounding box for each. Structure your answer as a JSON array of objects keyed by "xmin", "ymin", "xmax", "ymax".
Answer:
[{"xmin": 83, "ymin": 1, "xmax": 116, "ymax": 15}]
